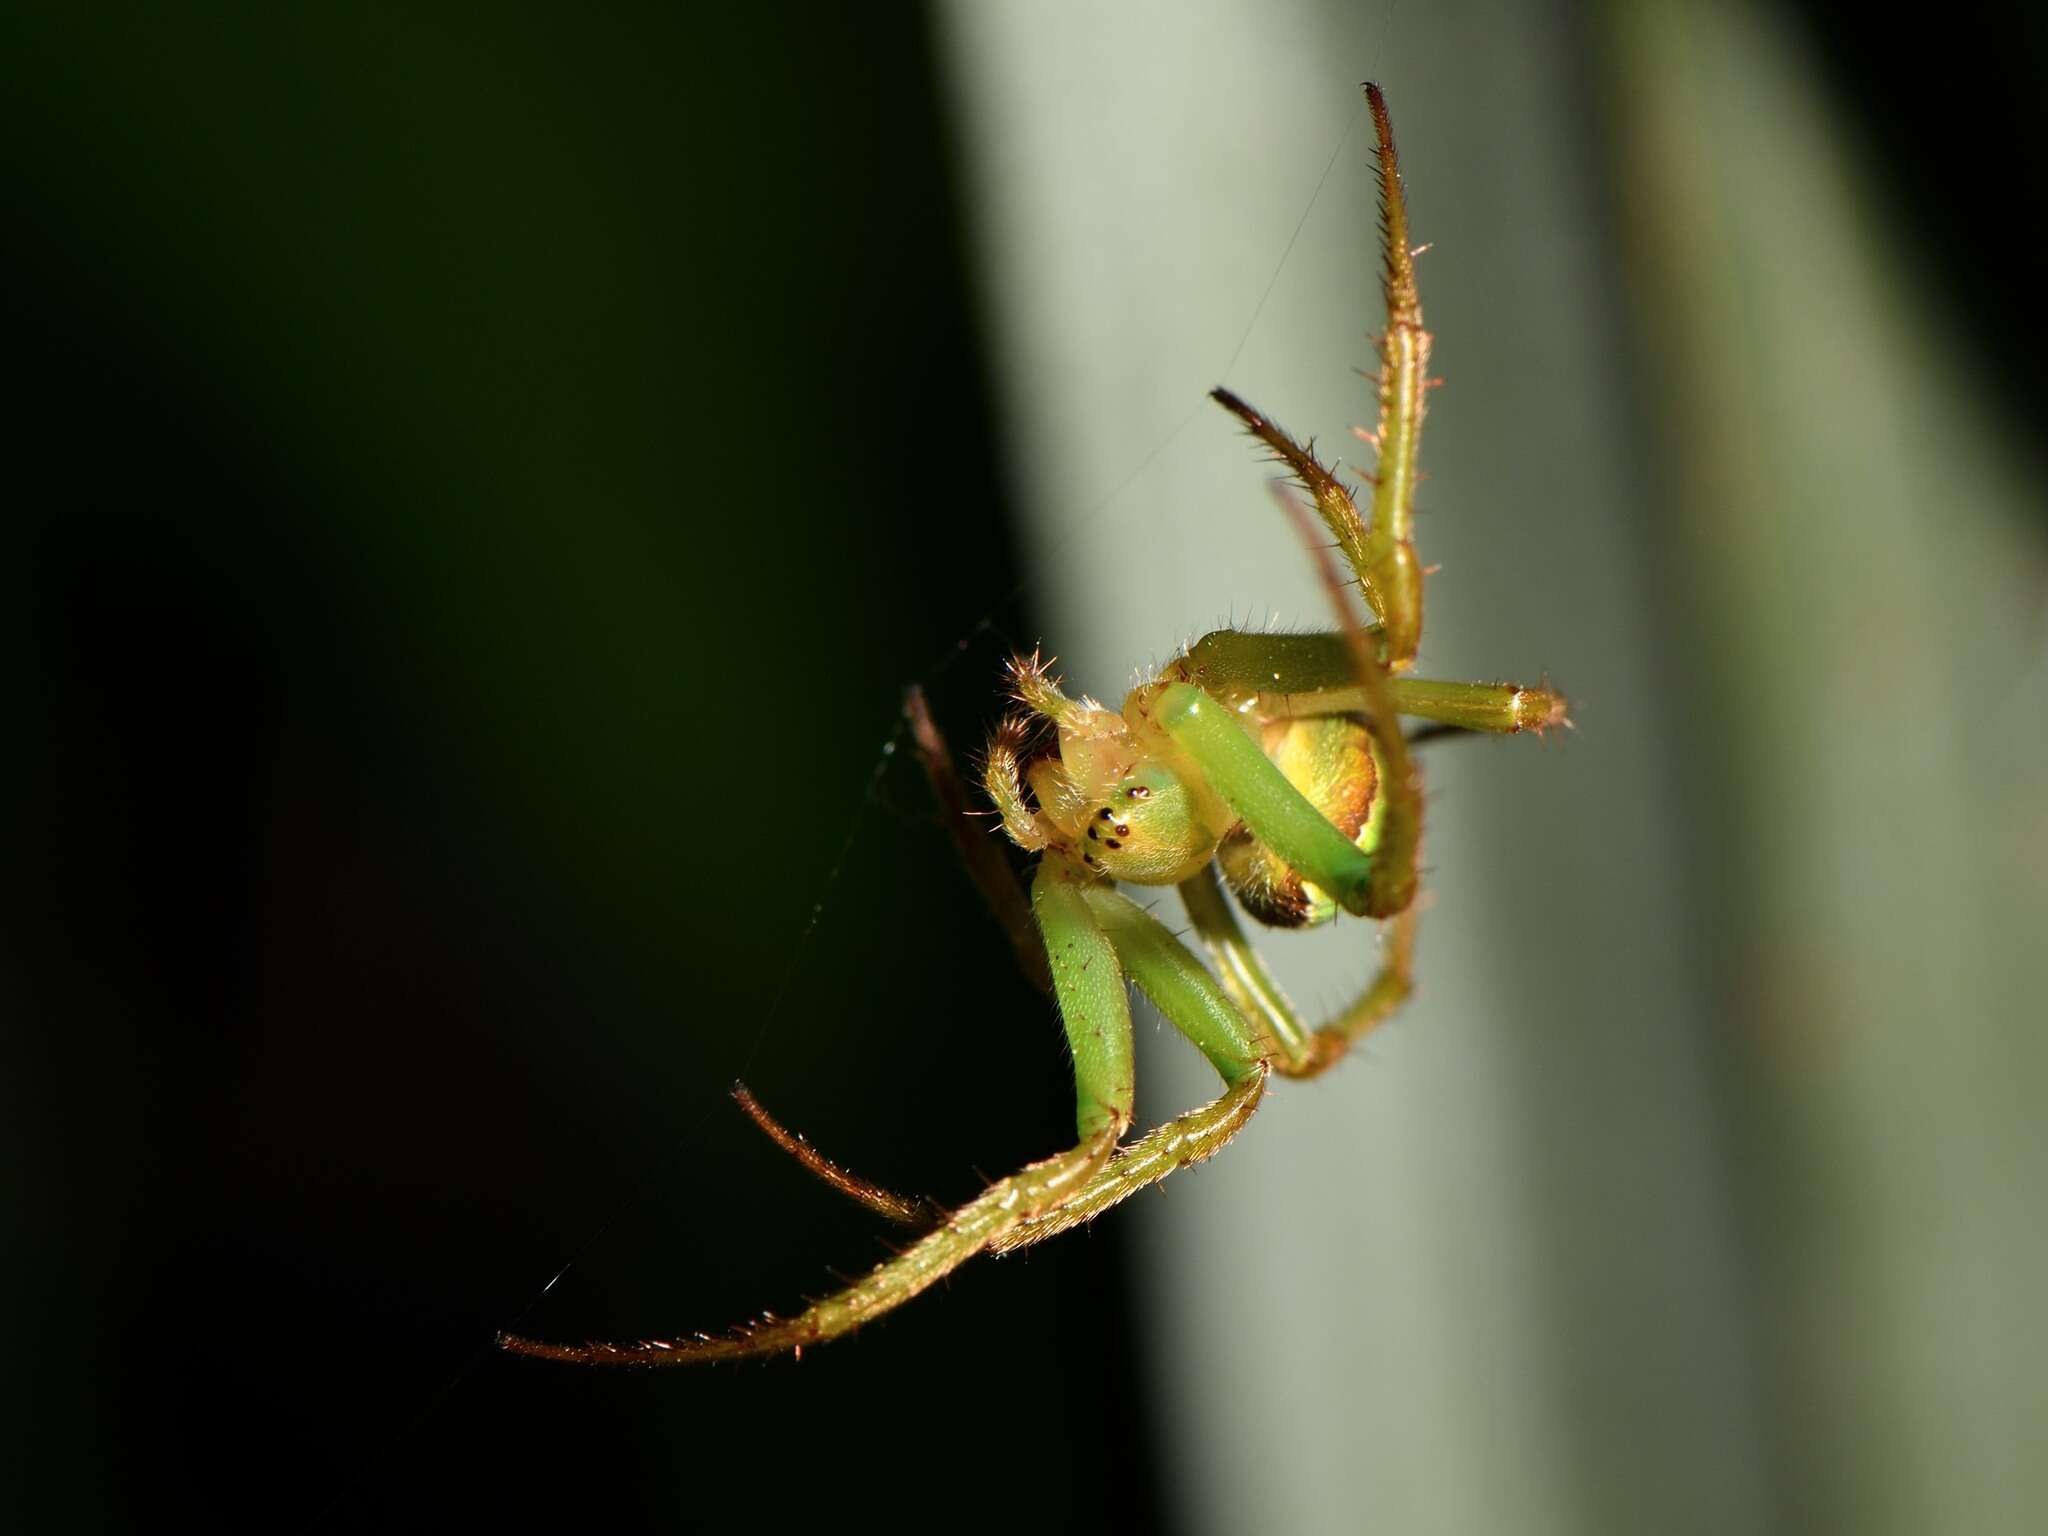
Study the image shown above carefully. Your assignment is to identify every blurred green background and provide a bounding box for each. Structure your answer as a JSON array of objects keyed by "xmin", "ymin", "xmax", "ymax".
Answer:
[{"xmin": 8, "ymin": 3, "xmax": 2044, "ymax": 1532}]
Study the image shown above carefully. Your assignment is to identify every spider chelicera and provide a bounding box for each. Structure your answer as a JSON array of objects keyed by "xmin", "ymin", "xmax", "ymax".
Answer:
[{"xmin": 500, "ymin": 83, "xmax": 1566, "ymax": 1367}]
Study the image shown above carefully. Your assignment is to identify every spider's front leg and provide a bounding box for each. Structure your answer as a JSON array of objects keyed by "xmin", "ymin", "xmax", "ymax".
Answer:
[
  {"xmin": 705, "ymin": 860, "xmax": 1283, "ymax": 1275},
  {"xmin": 991, "ymin": 883, "xmax": 1273, "ymax": 1252},
  {"xmin": 1157, "ymin": 82, "xmax": 1563, "ymax": 1078},
  {"xmin": 1186, "ymin": 482, "xmax": 1435, "ymax": 1085},
  {"xmin": 497, "ymin": 857, "xmax": 1141, "ymax": 1366},
  {"xmin": 1164, "ymin": 629, "xmax": 1568, "ymax": 738}
]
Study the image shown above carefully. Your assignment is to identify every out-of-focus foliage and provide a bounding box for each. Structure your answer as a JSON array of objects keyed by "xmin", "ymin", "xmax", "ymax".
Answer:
[
  {"xmin": 11, "ymin": 1, "xmax": 2043, "ymax": 1531},
  {"xmin": 941, "ymin": 1, "xmax": 2047, "ymax": 1532}
]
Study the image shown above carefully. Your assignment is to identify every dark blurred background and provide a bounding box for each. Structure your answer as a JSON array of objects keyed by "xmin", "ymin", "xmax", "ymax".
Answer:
[{"xmin": 6, "ymin": 3, "xmax": 2043, "ymax": 1533}]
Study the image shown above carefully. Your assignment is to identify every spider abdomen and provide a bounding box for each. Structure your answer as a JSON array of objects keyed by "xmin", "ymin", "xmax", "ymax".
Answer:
[{"xmin": 1217, "ymin": 716, "xmax": 1384, "ymax": 928}]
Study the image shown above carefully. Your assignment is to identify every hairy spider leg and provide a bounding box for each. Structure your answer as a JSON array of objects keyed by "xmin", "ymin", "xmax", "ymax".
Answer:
[
  {"xmin": 1208, "ymin": 385, "xmax": 1397, "ymax": 662},
  {"xmin": 723, "ymin": 1083, "xmax": 933, "ymax": 1231},
  {"xmin": 1161, "ymin": 631, "xmax": 1567, "ymax": 737},
  {"xmin": 1180, "ymin": 862, "xmax": 1417, "ymax": 1080},
  {"xmin": 722, "ymin": 802, "xmax": 1282, "ymax": 1246},
  {"xmin": 990, "ymin": 883, "xmax": 1272, "ymax": 1253},
  {"xmin": 497, "ymin": 861, "xmax": 1135, "ymax": 1366},
  {"xmin": 1362, "ymin": 79, "xmax": 1428, "ymax": 668},
  {"xmin": 1205, "ymin": 82, "xmax": 1427, "ymax": 670},
  {"xmin": 988, "ymin": 1069, "xmax": 1268, "ymax": 1255},
  {"xmin": 727, "ymin": 1082, "xmax": 942, "ymax": 1229},
  {"xmin": 496, "ymin": 1135, "xmax": 1117, "ymax": 1365},
  {"xmin": 1185, "ymin": 86, "xmax": 1558, "ymax": 936}
]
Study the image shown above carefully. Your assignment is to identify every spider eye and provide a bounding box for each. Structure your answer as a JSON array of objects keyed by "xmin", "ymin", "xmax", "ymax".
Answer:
[{"xmin": 1079, "ymin": 763, "xmax": 1217, "ymax": 883}]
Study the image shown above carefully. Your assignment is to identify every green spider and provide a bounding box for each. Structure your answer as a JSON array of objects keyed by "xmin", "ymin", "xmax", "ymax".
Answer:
[{"xmin": 500, "ymin": 84, "xmax": 1565, "ymax": 1367}]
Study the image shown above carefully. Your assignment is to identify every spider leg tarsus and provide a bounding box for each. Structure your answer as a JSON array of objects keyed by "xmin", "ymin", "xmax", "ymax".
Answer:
[{"xmin": 730, "ymin": 1081, "xmax": 940, "ymax": 1229}]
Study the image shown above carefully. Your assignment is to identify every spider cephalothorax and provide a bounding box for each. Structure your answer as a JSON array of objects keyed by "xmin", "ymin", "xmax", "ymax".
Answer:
[
  {"xmin": 985, "ymin": 652, "xmax": 1237, "ymax": 885},
  {"xmin": 988, "ymin": 653, "xmax": 1388, "ymax": 925},
  {"xmin": 501, "ymin": 83, "xmax": 1567, "ymax": 1369}
]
